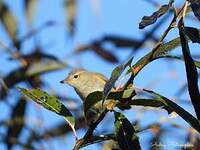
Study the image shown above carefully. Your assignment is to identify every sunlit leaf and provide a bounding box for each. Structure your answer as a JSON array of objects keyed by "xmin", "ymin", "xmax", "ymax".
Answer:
[
  {"xmin": 65, "ymin": 0, "xmax": 76, "ymax": 35},
  {"xmin": 114, "ymin": 112, "xmax": 141, "ymax": 150},
  {"xmin": 25, "ymin": 0, "xmax": 38, "ymax": 24},
  {"xmin": 102, "ymin": 57, "xmax": 133, "ymax": 104},
  {"xmin": 25, "ymin": 59, "xmax": 66, "ymax": 76},
  {"xmin": 18, "ymin": 87, "xmax": 77, "ymax": 138},
  {"xmin": 0, "ymin": 1, "xmax": 18, "ymax": 48}
]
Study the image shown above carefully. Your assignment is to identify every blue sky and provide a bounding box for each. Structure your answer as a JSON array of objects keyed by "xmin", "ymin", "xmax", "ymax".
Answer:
[{"xmin": 0, "ymin": 0, "xmax": 200, "ymax": 149}]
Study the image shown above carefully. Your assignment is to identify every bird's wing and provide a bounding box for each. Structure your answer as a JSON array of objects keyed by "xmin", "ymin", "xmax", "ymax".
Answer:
[{"xmin": 92, "ymin": 72, "xmax": 108, "ymax": 82}]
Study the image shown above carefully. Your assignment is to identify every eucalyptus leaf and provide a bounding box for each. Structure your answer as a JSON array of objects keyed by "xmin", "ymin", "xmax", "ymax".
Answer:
[{"xmin": 17, "ymin": 87, "xmax": 77, "ymax": 138}]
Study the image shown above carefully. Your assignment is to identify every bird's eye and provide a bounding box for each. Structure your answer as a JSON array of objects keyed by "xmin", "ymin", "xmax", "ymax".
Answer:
[{"xmin": 73, "ymin": 75, "xmax": 79, "ymax": 79}]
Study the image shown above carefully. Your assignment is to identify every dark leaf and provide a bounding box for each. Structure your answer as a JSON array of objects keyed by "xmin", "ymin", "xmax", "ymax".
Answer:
[
  {"xmin": 139, "ymin": 1, "xmax": 173, "ymax": 29},
  {"xmin": 178, "ymin": 20, "xmax": 200, "ymax": 120},
  {"xmin": 75, "ymin": 134, "xmax": 116, "ymax": 149},
  {"xmin": 102, "ymin": 57, "xmax": 133, "ymax": 104},
  {"xmin": 74, "ymin": 42, "xmax": 118, "ymax": 63},
  {"xmin": 114, "ymin": 112, "xmax": 141, "ymax": 150},
  {"xmin": 6, "ymin": 98, "xmax": 27, "ymax": 149},
  {"xmin": 18, "ymin": 87, "xmax": 76, "ymax": 137},
  {"xmin": 154, "ymin": 55, "xmax": 200, "ymax": 69},
  {"xmin": 102, "ymin": 35, "xmax": 141, "ymax": 48},
  {"xmin": 143, "ymin": 89, "xmax": 200, "ymax": 133},
  {"xmin": 125, "ymin": 98, "xmax": 173, "ymax": 114},
  {"xmin": 185, "ymin": 26, "xmax": 200, "ymax": 43},
  {"xmin": 91, "ymin": 42, "xmax": 118, "ymax": 63},
  {"xmin": 188, "ymin": 0, "xmax": 200, "ymax": 21}
]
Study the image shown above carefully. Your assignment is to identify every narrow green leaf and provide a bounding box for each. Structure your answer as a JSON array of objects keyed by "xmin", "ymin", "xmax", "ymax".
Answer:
[
  {"xmin": 127, "ymin": 29, "xmax": 200, "ymax": 76},
  {"xmin": 179, "ymin": 20, "xmax": 200, "ymax": 120},
  {"xmin": 154, "ymin": 55, "xmax": 200, "ymax": 69},
  {"xmin": 17, "ymin": 87, "xmax": 77, "ymax": 138},
  {"xmin": 114, "ymin": 112, "xmax": 141, "ymax": 150},
  {"xmin": 102, "ymin": 57, "xmax": 133, "ymax": 105},
  {"xmin": 143, "ymin": 89, "xmax": 200, "ymax": 133}
]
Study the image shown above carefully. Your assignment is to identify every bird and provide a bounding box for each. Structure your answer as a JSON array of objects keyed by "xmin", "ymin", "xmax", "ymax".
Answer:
[
  {"xmin": 60, "ymin": 69, "xmax": 108, "ymax": 101},
  {"xmin": 60, "ymin": 69, "xmax": 108, "ymax": 123}
]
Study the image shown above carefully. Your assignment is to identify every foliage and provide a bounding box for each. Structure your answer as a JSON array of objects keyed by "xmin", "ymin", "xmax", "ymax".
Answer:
[{"xmin": 0, "ymin": 0, "xmax": 200, "ymax": 149}]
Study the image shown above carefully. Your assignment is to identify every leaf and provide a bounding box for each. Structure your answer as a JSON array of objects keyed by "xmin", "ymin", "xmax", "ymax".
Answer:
[
  {"xmin": 102, "ymin": 57, "xmax": 133, "ymax": 105},
  {"xmin": 139, "ymin": 1, "xmax": 173, "ymax": 29},
  {"xmin": 143, "ymin": 89, "xmax": 200, "ymax": 133},
  {"xmin": 127, "ymin": 37, "xmax": 180, "ymax": 76},
  {"xmin": 127, "ymin": 28, "xmax": 200, "ymax": 76},
  {"xmin": 124, "ymin": 98, "xmax": 173, "ymax": 114},
  {"xmin": 188, "ymin": 0, "xmax": 200, "ymax": 21},
  {"xmin": 24, "ymin": 0, "xmax": 38, "ymax": 24},
  {"xmin": 74, "ymin": 134, "xmax": 116, "ymax": 149},
  {"xmin": 91, "ymin": 42, "xmax": 118, "ymax": 63},
  {"xmin": 0, "ymin": 1, "xmax": 18, "ymax": 48},
  {"xmin": 84, "ymin": 88, "xmax": 135, "ymax": 116},
  {"xmin": 178, "ymin": 20, "xmax": 200, "ymax": 120},
  {"xmin": 102, "ymin": 35, "xmax": 141, "ymax": 48},
  {"xmin": 74, "ymin": 42, "xmax": 119, "ymax": 63},
  {"xmin": 185, "ymin": 26, "xmax": 200, "ymax": 43},
  {"xmin": 6, "ymin": 98, "xmax": 27, "ymax": 149},
  {"xmin": 17, "ymin": 87, "xmax": 77, "ymax": 138},
  {"xmin": 154, "ymin": 55, "xmax": 200, "ymax": 69},
  {"xmin": 25, "ymin": 59, "xmax": 66, "ymax": 76},
  {"xmin": 114, "ymin": 112, "xmax": 141, "ymax": 150},
  {"xmin": 65, "ymin": 0, "xmax": 76, "ymax": 36}
]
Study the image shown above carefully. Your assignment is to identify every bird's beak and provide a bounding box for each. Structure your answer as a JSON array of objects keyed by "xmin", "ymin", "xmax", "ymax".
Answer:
[
  {"xmin": 60, "ymin": 80, "xmax": 65, "ymax": 84},
  {"xmin": 60, "ymin": 77, "xmax": 70, "ymax": 84}
]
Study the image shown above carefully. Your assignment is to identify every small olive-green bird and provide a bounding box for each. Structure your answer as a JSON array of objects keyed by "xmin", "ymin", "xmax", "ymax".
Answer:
[
  {"xmin": 60, "ymin": 69, "xmax": 108, "ymax": 101},
  {"xmin": 60, "ymin": 69, "xmax": 108, "ymax": 123}
]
